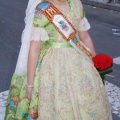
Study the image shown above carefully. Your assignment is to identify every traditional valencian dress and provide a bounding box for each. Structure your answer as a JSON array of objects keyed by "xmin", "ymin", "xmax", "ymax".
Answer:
[{"xmin": 5, "ymin": 0, "xmax": 112, "ymax": 120}]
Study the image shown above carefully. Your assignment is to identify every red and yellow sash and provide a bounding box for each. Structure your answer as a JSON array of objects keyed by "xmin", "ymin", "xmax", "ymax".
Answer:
[{"xmin": 36, "ymin": 0, "xmax": 92, "ymax": 59}]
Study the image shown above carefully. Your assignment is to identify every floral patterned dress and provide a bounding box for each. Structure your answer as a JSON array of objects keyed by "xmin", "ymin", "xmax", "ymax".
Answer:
[{"xmin": 5, "ymin": 0, "xmax": 112, "ymax": 120}]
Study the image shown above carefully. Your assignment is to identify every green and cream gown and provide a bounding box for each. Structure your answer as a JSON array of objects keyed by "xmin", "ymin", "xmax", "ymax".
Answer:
[{"xmin": 5, "ymin": 0, "xmax": 112, "ymax": 120}]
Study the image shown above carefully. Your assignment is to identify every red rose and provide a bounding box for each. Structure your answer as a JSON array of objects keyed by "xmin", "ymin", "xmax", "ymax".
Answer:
[{"xmin": 92, "ymin": 53, "xmax": 113, "ymax": 70}]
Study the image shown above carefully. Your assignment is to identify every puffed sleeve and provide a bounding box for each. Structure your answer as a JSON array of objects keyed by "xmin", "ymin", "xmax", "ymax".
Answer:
[
  {"xmin": 30, "ymin": 9, "xmax": 49, "ymax": 41},
  {"xmin": 78, "ymin": 1, "xmax": 91, "ymax": 31}
]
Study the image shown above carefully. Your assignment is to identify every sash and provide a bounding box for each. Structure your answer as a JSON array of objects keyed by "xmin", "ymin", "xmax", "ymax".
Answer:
[{"xmin": 36, "ymin": 0, "xmax": 92, "ymax": 59}]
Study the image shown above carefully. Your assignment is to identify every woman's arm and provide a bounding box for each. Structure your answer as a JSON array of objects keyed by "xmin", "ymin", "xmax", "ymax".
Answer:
[
  {"xmin": 78, "ymin": 31, "xmax": 96, "ymax": 57},
  {"xmin": 26, "ymin": 41, "xmax": 41, "ymax": 99},
  {"xmin": 27, "ymin": 41, "xmax": 41, "ymax": 85}
]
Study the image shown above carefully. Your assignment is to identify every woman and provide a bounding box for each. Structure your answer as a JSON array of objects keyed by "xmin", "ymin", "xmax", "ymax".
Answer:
[{"xmin": 5, "ymin": 0, "xmax": 112, "ymax": 120}]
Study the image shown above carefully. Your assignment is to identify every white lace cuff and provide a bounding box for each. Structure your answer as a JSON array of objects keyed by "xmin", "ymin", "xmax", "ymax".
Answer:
[
  {"xmin": 78, "ymin": 17, "xmax": 91, "ymax": 31},
  {"xmin": 30, "ymin": 27, "xmax": 49, "ymax": 41}
]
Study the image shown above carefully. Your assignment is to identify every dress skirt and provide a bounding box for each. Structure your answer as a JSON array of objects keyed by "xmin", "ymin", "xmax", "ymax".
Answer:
[
  {"xmin": 5, "ymin": 44, "xmax": 112, "ymax": 120},
  {"xmin": 37, "ymin": 47, "xmax": 112, "ymax": 120}
]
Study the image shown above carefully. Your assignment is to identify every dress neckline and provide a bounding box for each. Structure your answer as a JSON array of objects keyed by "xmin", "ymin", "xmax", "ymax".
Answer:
[
  {"xmin": 49, "ymin": 0, "xmax": 74, "ymax": 15},
  {"xmin": 67, "ymin": 0, "xmax": 74, "ymax": 12},
  {"xmin": 64, "ymin": 0, "xmax": 74, "ymax": 18}
]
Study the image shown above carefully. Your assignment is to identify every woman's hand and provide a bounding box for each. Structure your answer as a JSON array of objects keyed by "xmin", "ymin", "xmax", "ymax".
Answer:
[{"xmin": 26, "ymin": 87, "xmax": 33, "ymax": 100}]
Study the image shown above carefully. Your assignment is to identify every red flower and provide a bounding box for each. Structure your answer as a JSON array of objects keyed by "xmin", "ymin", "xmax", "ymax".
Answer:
[{"xmin": 92, "ymin": 53, "xmax": 113, "ymax": 70}]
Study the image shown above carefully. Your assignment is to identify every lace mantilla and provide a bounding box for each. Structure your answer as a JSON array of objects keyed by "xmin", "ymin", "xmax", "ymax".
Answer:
[
  {"xmin": 78, "ymin": 17, "xmax": 91, "ymax": 31},
  {"xmin": 31, "ymin": 27, "xmax": 49, "ymax": 41}
]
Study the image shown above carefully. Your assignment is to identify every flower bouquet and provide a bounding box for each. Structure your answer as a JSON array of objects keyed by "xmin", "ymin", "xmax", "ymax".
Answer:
[{"xmin": 92, "ymin": 53, "xmax": 113, "ymax": 84}]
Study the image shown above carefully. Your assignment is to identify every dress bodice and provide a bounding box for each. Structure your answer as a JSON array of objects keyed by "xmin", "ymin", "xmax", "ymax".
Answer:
[{"xmin": 31, "ymin": 0, "xmax": 90, "ymax": 43}]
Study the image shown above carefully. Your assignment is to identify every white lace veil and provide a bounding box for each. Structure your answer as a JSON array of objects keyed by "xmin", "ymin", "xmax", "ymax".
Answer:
[{"xmin": 15, "ymin": 0, "xmax": 42, "ymax": 75}]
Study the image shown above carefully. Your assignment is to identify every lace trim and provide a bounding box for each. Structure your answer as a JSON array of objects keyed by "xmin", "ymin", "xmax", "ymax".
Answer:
[
  {"xmin": 78, "ymin": 17, "xmax": 91, "ymax": 31},
  {"xmin": 31, "ymin": 27, "xmax": 49, "ymax": 41}
]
